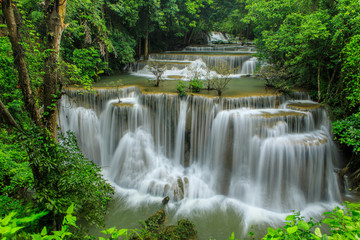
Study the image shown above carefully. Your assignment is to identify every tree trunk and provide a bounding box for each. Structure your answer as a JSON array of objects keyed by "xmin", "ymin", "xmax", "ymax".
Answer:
[
  {"xmin": 183, "ymin": 32, "xmax": 188, "ymax": 45},
  {"xmin": 0, "ymin": 99, "xmax": 19, "ymax": 129},
  {"xmin": 325, "ymin": 63, "xmax": 338, "ymax": 102},
  {"xmin": 138, "ymin": 38, "xmax": 142, "ymax": 59},
  {"xmin": 2, "ymin": 0, "xmax": 42, "ymax": 127},
  {"xmin": 43, "ymin": 0, "xmax": 68, "ymax": 137},
  {"xmin": 155, "ymin": 78, "xmax": 160, "ymax": 87},
  {"xmin": 317, "ymin": 65, "xmax": 321, "ymax": 102},
  {"xmin": 187, "ymin": 28, "xmax": 194, "ymax": 45},
  {"xmin": 144, "ymin": 28, "xmax": 149, "ymax": 60}
]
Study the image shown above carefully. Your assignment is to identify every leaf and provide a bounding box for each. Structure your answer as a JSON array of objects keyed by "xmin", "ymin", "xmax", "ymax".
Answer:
[
  {"xmin": 228, "ymin": 232, "xmax": 235, "ymax": 240},
  {"xmin": 117, "ymin": 229, "xmax": 128, "ymax": 236},
  {"xmin": 1, "ymin": 212, "xmax": 16, "ymax": 225},
  {"xmin": 66, "ymin": 204, "xmax": 74, "ymax": 214},
  {"xmin": 41, "ymin": 226, "xmax": 47, "ymax": 236},
  {"xmin": 267, "ymin": 227, "xmax": 276, "ymax": 236},
  {"xmin": 314, "ymin": 227, "xmax": 322, "ymax": 237},
  {"xmin": 31, "ymin": 234, "xmax": 42, "ymax": 240},
  {"xmin": 10, "ymin": 226, "xmax": 24, "ymax": 234},
  {"xmin": 285, "ymin": 215, "xmax": 296, "ymax": 221},
  {"xmin": 287, "ymin": 226, "xmax": 298, "ymax": 234},
  {"xmin": 298, "ymin": 220, "xmax": 310, "ymax": 231}
]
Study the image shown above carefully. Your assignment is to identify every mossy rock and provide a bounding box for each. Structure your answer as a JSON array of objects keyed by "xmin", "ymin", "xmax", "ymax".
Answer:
[
  {"xmin": 144, "ymin": 209, "xmax": 166, "ymax": 233},
  {"xmin": 160, "ymin": 219, "xmax": 197, "ymax": 240},
  {"xmin": 131, "ymin": 210, "xmax": 197, "ymax": 240}
]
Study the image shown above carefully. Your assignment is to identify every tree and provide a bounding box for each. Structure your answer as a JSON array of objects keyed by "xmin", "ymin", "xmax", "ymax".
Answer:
[
  {"xmin": 207, "ymin": 61, "xmax": 233, "ymax": 97},
  {"xmin": 42, "ymin": 0, "xmax": 68, "ymax": 136},
  {"xmin": 148, "ymin": 61, "xmax": 166, "ymax": 87},
  {"xmin": 0, "ymin": 0, "xmax": 114, "ymax": 231},
  {"xmin": 1, "ymin": 0, "xmax": 42, "ymax": 127}
]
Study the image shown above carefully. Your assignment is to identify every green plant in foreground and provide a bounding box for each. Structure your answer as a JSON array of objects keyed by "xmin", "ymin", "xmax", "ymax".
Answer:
[
  {"xmin": 177, "ymin": 81, "xmax": 188, "ymax": 97},
  {"xmin": 188, "ymin": 78, "xmax": 203, "ymax": 93},
  {"xmin": 2, "ymin": 202, "xmax": 360, "ymax": 239},
  {"xmin": 262, "ymin": 201, "xmax": 360, "ymax": 240},
  {"xmin": 0, "ymin": 211, "xmax": 48, "ymax": 239}
]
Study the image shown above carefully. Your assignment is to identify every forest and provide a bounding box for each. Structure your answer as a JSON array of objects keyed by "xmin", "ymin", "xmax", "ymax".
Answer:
[{"xmin": 0, "ymin": 0, "xmax": 360, "ymax": 239}]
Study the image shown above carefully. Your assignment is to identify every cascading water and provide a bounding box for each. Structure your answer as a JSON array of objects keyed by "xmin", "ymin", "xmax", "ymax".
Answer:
[
  {"xmin": 60, "ymin": 86, "xmax": 341, "ymax": 238},
  {"xmin": 130, "ymin": 42, "xmax": 258, "ymax": 80}
]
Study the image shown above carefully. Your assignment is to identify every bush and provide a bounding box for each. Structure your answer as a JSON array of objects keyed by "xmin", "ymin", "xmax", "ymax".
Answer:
[
  {"xmin": 261, "ymin": 201, "xmax": 360, "ymax": 240},
  {"xmin": 176, "ymin": 81, "xmax": 188, "ymax": 97},
  {"xmin": 332, "ymin": 113, "xmax": 360, "ymax": 154},
  {"xmin": 188, "ymin": 78, "xmax": 203, "ymax": 93}
]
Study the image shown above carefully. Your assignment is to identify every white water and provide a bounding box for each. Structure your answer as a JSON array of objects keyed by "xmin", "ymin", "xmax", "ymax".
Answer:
[
  {"xmin": 130, "ymin": 42, "xmax": 258, "ymax": 80},
  {"xmin": 60, "ymin": 88, "xmax": 341, "ymax": 238},
  {"xmin": 208, "ymin": 31, "xmax": 229, "ymax": 43}
]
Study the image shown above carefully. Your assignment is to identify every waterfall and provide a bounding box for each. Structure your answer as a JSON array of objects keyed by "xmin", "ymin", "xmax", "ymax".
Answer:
[
  {"xmin": 240, "ymin": 57, "xmax": 258, "ymax": 75},
  {"xmin": 60, "ymin": 87, "xmax": 341, "ymax": 216},
  {"xmin": 130, "ymin": 42, "xmax": 258, "ymax": 80}
]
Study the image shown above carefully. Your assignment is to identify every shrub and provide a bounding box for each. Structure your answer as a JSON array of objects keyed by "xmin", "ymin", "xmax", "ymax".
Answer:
[
  {"xmin": 176, "ymin": 81, "xmax": 188, "ymax": 97},
  {"xmin": 188, "ymin": 78, "xmax": 203, "ymax": 93}
]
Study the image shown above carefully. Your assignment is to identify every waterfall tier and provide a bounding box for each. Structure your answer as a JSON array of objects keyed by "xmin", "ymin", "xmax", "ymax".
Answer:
[
  {"xmin": 60, "ymin": 87, "xmax": 340, "ymax": 216},
  {"xmin": 130, "ymin": 44, "xmax": 258, "ymax": 80}
]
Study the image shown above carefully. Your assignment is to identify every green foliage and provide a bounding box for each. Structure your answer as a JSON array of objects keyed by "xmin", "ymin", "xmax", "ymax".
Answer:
[
  {"xmin": 333, "ymin": 114, "xmax": 360, "ymax": 154},
  {"xmin": 18, "ymin": 128, "xmax": 114, "ymax": 228},
  {"xmin": 0, "ymin": 129, "xmax": 33, "ymax": 216},
  {"xmin": 1, "ymin": 207, "xmax": 196, "ymax": 240},
  {"xmin": 176, "ymin": 81, "xmax": 188, "ymax": 97},
  {"xmin": 243, "ymin": 0, "xmax": 360, "ymax": 158},
  {"xmin": 262, "ymin": 211, "xmax": 320, "ymax": 239},
  {"xmin": 31, "ymin": 204, "xmax": 77, "ymax": 240},
  {"xmin": 161, "ymin": 219, "xmax": 197, "ymax": 240},
  {"xmin": 262, "ymin": 202, "xmax": 360, "ymax": 240},
  {"xmin": 109, "ymin": 30, "xmax": 136, "ymax": 67},
  {"xmin": 0, "ymin": 205, "xmax": 77, "ymax": 240},
  {"xmin": 340, "ymin": 35, "xmax": 360, "ymax": 114},
  {"xmin": 258, "ymin": 65, "xmax": 293, "ymax": 94},
  {"xmin": 71, "ymin": 47, "xmax": 106, "ymax": 83},
  {"xmin": 0, "ymin": 127, "xmax": 113, "ymax": 232},
  {"xmin": 322, "ymin": 202, "xmax": 360, "ymax": 239},
  {"xmin": 189, "ymin": 78, "xmax": 203, "ymax": 93},
  {"xmin": 0, "ymin": 37, "xmax": 23, "ymax": 119},
  {"xmin": 0, "ymin": 211, "xmax": 48, "ymax": 239}
]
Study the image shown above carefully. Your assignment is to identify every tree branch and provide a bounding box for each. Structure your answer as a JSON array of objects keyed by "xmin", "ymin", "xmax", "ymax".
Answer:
[{"xmin": 0, "ymin": 99, "xmax": 19, "ymax": 129}]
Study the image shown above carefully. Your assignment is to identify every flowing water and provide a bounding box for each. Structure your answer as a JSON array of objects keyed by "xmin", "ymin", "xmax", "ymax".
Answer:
[
  {"xmin": 130, "ymin": 43, "xmax": 258, "ymax": 80},
  {"xmin": 60, "ymin": 44, "xmax": 342, "ymax": 239}
]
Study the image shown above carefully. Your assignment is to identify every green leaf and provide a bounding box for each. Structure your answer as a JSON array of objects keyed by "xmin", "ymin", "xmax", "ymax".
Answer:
[
  {"xmin": 298, "ymin": 220, "xmax": 310, "ymax": 231},
  {"xmin": 267, "ymin": 227, "xmax": 276, "ymax": 236},
  {"xmin": 66, "ymin": 204, "xmax": 74, "ymax": 214},
  {"xmin": 314, "ymin": 227, "xmax": 322, "ymax": 237},
  {"xmin": 285, "ymin": 215, "xmax": 296, "ymax": 221},
  {"xmin": 117, "ymin": 229, "xmax": 128, "ymax": 236},
  {"xmin": 287, "ymin": 226, "xmax": 298, "ymax": 234},
  {"xmin": 10, "ymin": 226, "xmax": 24, "ymax": 234},
  {"xmin": 41, "ymin": 226, "xmax": 47, "ymax": 236}
]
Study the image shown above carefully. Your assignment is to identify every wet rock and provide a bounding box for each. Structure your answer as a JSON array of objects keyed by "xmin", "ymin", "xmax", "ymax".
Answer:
[{"xmin": 162, "ymin": 196, "xmax": 170, "ymax": 205}]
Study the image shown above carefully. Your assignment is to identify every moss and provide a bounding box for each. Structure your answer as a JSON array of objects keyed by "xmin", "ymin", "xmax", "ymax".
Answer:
[
  {"xmin": 112, "ymin": 102, "xmax": 134, "ymax": 108},
  {"xmin": 287, "ymin": 102, "xmax": 321, "ymax": 110},
  {"xmin": 144, "ymin": 209, "xmax": 166, "ymax": 233},
  {"xmin": 131, "ymin": 209, "xmax": 197, "ymax": 240},
  {"xmin": 160, "ymin": 219, "xmax": 197, "ymax": 240},
  {"xmin": 257, "ymin": 111, "xmax": 306, "ymax": 118}
]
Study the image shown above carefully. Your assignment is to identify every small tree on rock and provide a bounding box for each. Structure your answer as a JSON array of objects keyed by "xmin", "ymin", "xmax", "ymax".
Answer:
[
  {"xmin": 148, "ymin": 61, "xmax": 167, "ymax": 87},
  {"xmin": 207, "ymin": 61, "xmax": 234, "ymax": 97}
]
